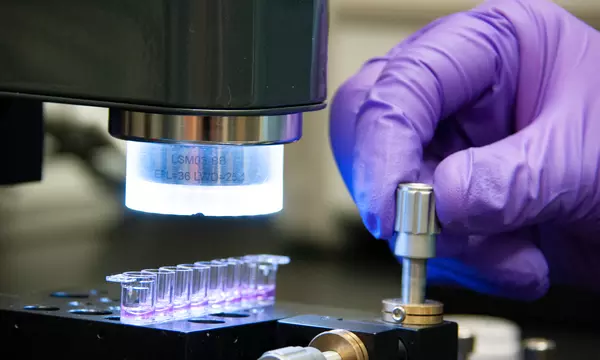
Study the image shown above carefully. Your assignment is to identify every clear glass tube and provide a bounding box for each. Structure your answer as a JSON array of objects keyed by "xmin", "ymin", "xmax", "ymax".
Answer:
[
  {"xmin": 255, "ymin": 262, "xmax": 277, "ymax": 304},
  {"xmin": 141, "ymin": 268, "xmax": 174, "ymax": 314},
  {"xmin": 255, "ymin": 254, "xmax": 291, "ymax": 267},
  {"xmin": 179, "ymin": 263, "xmax": 210, "ymax": 307},
  {"xmin": 105, "ymin": 253, "xmax": 290, "ymax": 324},
  {"xmin": 252, "ymin": 254, "xmax": 290, "ymax": 304},
  {"xmin": 239, "ymin": 256, "xmax": 258, "ymax": 304},
  {"xmin": 159, "ymin": 265, "xmax": 192, "ymax": 310},
  {"xmin": 107, "ymin": 271, "xmax": 157, "ymax": 323},
  {"xmin": 208, "ymin": 260, "xmax": 227, "ymax": 307},
  {"xmin": 221, "ymin": 258, "xmax": 242, "ymax": 303}
]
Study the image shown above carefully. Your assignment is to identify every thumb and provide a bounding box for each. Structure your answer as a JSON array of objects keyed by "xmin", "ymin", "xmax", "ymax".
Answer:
[{"xmin": 434, "ymin": 118, "xmax": 575, "ymax": 234}]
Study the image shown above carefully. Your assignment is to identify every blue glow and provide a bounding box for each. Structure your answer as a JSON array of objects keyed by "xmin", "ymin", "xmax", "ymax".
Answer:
[{"xmin": 125, "ymin": 142, "xmax": 284, "ymax": 216}]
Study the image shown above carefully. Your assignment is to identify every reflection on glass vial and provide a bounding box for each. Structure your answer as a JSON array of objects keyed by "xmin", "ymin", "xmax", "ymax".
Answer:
[
  {"xmin": 256, "ymin": 262, "xmax": 276, "ymax": 304},
  {"xmin": 160, "ymin": 266, "xmax": 192, "ymax": 311},
  {"xmin": 118, "ymin": 272, "xmax": 156, "ymax": 323},
  {"xmin": 178, "ymin": 263, "xmax": 209, "ymax": 307},
  {"xmin": 142, "ymin": 268, "xmax": 175, "ymax": 314},
  {"xmin": 208, "ymin": 260, "xmax": 227, "ymax": 307}
]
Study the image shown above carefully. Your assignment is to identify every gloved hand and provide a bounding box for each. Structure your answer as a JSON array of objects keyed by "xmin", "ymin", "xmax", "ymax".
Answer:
[{"xmin": 329, "ymin": 0, "xmax": 600, "ymax": 300}]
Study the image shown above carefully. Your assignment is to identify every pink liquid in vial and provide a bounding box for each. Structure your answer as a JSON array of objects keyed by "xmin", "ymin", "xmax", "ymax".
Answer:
[
  {"xmin": 191, "ymin": 298, "xmax": 209, "ymax": 316},
  {"xmin": 171, "ymin": 302, "xmax": 191, "ymax": 319},
  {"xmin": 255, "ymin": 285, "xmax": 275, "ymax": 303},
  {"xmin": 209, "ymin": 298, "xmax": 225, "ymax": 308},
  {"xmin": 228, "ymin": 296, "xmax": 241, "ymax": 304},
  {"xmin": 191, "ymin": 299, "xmax": 208, "ymax": 306},
  {"xmin": 190, "ymin": 302, "xmax": 210, "ymax": 316},
  {"xmin": 224, "ymin": 289, "xmax": 242, "ymax": 304},
  {"xmin": 208, "ymin": 289, "xmax": 226, "ymax": 308},
  {"xmin": 241, "ymin": 285, "xmax": 258, "ymax": 306},
  {"xmin": 172, "ymin": 299, "xmax": 190, "ymax": 309},
  {"xmin": 154, "ymin": 304, "xmax": 173, "ymax": 319},
  {"xmin": 120, "ymin": 305, "xmax": 155, "ymax": 323},
  {"xmin": 240, "ymin": 286, "xmax": 254, "ymax": 299},
  {"xmin": 155, "ymin": 301, "xmax": 173, "ymax": 312}
]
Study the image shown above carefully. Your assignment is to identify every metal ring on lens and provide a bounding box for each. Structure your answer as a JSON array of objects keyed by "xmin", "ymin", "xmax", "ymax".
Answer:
[{"xmin": 109, "ymin": 111, "xmax": 303, "ymax": 145}]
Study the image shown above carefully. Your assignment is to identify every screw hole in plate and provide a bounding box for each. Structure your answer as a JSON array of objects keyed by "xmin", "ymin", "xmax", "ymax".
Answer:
[
  {"xmin": 188, "ymin": 318, "xmax": 226, "ymax": 324},
  {"xmin": 210, "ymin": 312, "xmax": 250, "ymax": 318},
  {"xmin": 69, "ymin": 309, "xmax": 112, "ymax": 316},
  {"xmin": 23, "ymin": 305, "xmax": 60, "ymax": 311}
]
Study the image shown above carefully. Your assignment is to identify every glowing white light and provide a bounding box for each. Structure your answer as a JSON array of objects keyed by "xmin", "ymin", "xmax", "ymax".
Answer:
[{"xmin": 124, "ymin": 142, "xmax": 284, "ymax": 216}]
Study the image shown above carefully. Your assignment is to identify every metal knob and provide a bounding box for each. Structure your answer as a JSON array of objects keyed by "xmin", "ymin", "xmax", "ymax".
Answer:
[
  {"xmin": 258, "ymin": 346, "xmax": 340, "ymax": 360},
  {"xmin": 394, "ymin": 183, "xmax": 439, "ymax": 258},
  {"xmin": 259, "ymin": 330, "xmax": 368, "ymax": 360},
  {"xmin": 394, "ymin": 183, "xmax": 439, "ymax": 305},
  {"xmin": 522, "ymin": 338, "xmax": 556, "ymax": 360}
]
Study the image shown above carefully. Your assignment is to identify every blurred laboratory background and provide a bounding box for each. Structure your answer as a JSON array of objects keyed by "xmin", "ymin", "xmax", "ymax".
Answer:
[{"xmin": 1, "ymin": 0, "xmax": 600, "ymax": 358}]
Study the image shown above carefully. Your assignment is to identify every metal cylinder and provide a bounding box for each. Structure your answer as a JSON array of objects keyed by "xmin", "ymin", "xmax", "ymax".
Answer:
[
  {"xmin": 259, "ymin": 349, "xmax": 341, "ymax": 360},
  {"xmin": 259, "ymin": 330, "xmax": 367, "ymax": 360},
  {"xmin": 394, "ymin": 183, "xmax": 439, "ymax": 259},
  {"xmin": 259, "ymin": 346, "xmax": 330, "ymax": 360},
  {"xmin": 401, "ymin": 258, "xmax": 426, "ymax": 304},
  {"xmin": 109, "ymin": 111, "xmax": 303, "ymax": 145},
  {"xmin": 522, "ymin": 338, "xmax": 556, "ymax": 360},
  {"xmin": 394, "ymin": 183, "xmax": 439, "ymax": 305}
]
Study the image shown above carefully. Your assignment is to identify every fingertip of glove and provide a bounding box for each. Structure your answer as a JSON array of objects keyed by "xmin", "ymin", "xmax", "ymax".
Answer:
[
  {"xmin": 330, "ymin": 58, "xmax": 391, "ymax": 205},
  {"xmin": 362, "ymin": 211, "xmax": 382, "ymax": 239}
]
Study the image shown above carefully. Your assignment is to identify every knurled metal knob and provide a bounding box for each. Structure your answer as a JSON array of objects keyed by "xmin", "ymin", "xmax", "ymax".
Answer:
[
  {"xmin": 394, "ymin": 183, "xmax": 440, "ymax": 259},
  {"xmin": 258, "ymin": 346, "xmax": 331, "ymax": 360}
]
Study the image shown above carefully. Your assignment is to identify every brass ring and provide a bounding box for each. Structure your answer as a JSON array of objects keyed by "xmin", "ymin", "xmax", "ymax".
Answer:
[
  {"xmin": 382, "ymin": 299, "xmax": 444, "ymax": 326},
  {"xmin": 309, "ymin": 329, "xmax": 369, "ymax": 360}
]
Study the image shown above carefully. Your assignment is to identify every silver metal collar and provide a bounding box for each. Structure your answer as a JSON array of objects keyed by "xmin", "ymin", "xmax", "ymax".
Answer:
[{"xmin": 109, "ymin": 111, "xmax": 303, "ymax": 145}]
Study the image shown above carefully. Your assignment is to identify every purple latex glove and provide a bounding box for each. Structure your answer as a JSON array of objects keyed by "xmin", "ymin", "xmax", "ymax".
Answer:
[{"xmin": 329, "ymin": 0, "xmax": 600, "ymax": 300}]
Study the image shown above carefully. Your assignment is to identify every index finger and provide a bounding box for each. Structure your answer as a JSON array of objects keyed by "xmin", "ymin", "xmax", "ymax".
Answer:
[{"xmin": 352, "ymin": 3, "xmax": 521, "ymax": 239}]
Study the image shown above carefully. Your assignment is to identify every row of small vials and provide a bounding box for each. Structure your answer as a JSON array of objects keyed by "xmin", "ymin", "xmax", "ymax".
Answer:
[{"xmin": 106, "ymin": 254, "xmax": 290, "ymax": 325}]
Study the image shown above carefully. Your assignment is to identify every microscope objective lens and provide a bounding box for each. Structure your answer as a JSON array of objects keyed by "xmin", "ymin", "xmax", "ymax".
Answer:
[
  {"xmin": 124, "ymin": 142, "xmax": 284, "ymax": 216},
  {"xmin": 106, "ymin": 254, "xmax": 290, "ymax": 325}
]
